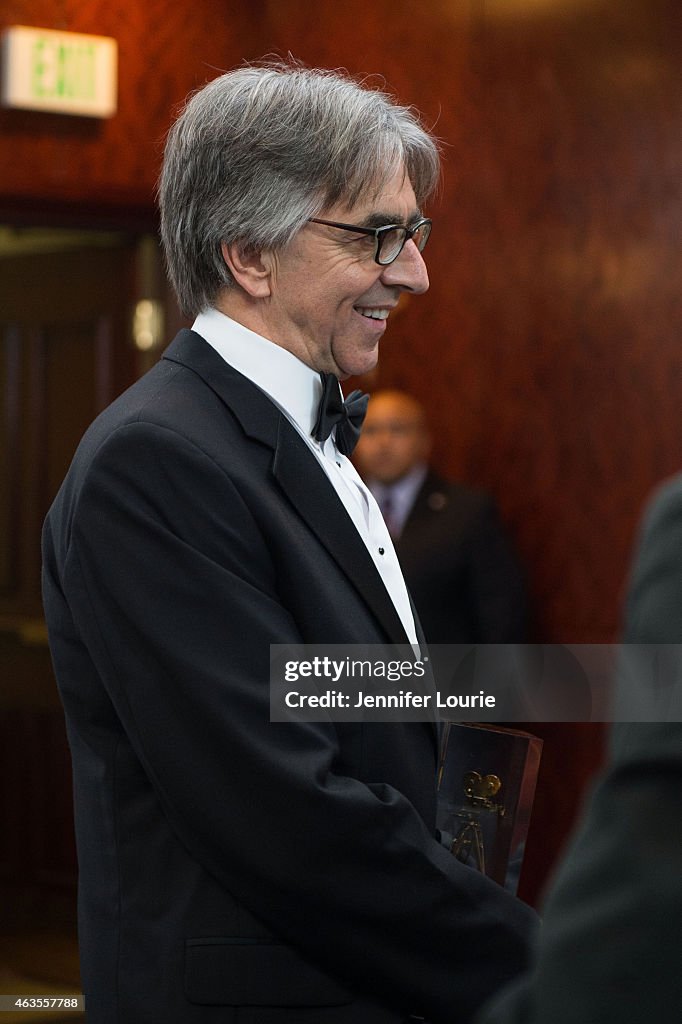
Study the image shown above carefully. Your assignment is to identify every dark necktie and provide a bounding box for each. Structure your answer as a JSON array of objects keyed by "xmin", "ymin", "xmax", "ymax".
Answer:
[
  {"xmin": 312, "ymin": 372, "xmax": 369, "ymax": 457},
  {"xmin": 379, "ymin": 492, "xmax": 400, "ymax": 539}
]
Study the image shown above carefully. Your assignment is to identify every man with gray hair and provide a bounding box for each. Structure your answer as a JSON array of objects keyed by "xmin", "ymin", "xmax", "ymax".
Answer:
[{"xmin": 42, "ymin": 62, "xmax": 537, "ymax": 1024}]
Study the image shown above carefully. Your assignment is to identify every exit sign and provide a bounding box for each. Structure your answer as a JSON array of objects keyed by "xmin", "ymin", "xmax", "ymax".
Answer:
[{"xmin": 1, "ymin": 25, "xmax": 117, "ymax": 118}]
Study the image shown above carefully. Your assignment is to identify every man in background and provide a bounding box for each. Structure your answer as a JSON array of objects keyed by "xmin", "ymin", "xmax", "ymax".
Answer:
[{"xmin": 355, "ymin": 389, "xmax": 528, "ymax": 643}]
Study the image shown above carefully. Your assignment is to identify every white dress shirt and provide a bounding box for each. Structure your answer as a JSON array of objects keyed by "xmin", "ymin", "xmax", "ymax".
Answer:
[{"xmin": 192, "ymin": 308, "xmax": 417, "ymax": 644}]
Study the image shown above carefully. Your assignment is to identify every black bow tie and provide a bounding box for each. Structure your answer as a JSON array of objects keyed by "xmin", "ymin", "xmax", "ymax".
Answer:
[{"xmin": 312, "ymin": 373, "xmax": 369, "ymax": 456}]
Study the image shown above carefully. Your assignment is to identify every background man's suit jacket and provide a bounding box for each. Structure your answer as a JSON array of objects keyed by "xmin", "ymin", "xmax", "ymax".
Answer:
[
  {"xmin": 477, "ymin": 474, "xmax": 682, "ymax": 1024},
  {"xmin": 42, "ymin": 330, "xmax": 536, "ymax": 1024},
  {"xmin": 394, "ymin": 473, "xmax": 527, "ymax": 643}
]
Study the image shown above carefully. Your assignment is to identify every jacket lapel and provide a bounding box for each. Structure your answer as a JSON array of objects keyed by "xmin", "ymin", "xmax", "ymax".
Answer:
[
  {"xmin": 163, "ymin": 330, "xmax": 409, "ymax": 645},
  {"xmin": 271, "ymin": 420, "xmax": 409, "ymax": 644},
  {"xmin": 401, "ymin": 472, "xmax": 448, "ymax": 537}
]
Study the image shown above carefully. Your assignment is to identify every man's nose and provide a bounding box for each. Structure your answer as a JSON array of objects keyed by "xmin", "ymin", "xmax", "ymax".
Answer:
[{"xmin": 380, "ymin": 239, "xmax": 429, "ymax": 294}]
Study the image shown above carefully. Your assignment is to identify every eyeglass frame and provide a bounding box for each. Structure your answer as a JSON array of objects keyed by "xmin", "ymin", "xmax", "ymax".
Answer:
[{"xmin": 307, "ymin": 216, "xmax": 432, "ymax": 266}]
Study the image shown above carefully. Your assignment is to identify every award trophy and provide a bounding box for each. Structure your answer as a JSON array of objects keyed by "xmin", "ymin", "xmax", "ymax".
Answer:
[{"xmin": 437, "ymin": 722, "xmax": 543, "ymax": 894}]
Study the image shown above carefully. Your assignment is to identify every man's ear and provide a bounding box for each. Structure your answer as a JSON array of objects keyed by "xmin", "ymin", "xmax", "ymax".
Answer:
[{"xmin": 221, "ymin": 241, "xmax": 272, "ymax": 298}]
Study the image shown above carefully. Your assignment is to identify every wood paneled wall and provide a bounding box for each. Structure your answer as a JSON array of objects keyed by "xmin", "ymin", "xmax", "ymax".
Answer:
[
  {"xmin": 3, "ymin": 0, "xmax": 681, "ymax": 906},
  {"xmin": 0, "ymin": 0, "xmax": 261, "ymax": 219}
]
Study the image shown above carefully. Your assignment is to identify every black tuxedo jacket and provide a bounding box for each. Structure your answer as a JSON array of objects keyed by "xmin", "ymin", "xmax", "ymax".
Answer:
[
  {"xmin": 394, "ymin": 474, "xmax": 527, "ymax": 644},
  {"xmin": 477, "ymin": 475, "xmax": 682, "ymax": 1024},
  {"xmin": 42, "ymin": 330, "xmax": 536, "ymax": 1024}
]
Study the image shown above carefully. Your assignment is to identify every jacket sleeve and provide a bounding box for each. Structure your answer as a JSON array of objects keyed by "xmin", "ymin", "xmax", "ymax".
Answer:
[
  {"xmin": 476, "ymin": 479, "xmax": 682, "ymax": 1024},
  {"xmin": 60, "ymin": 420, "xmax": 538, "ymax": 1024}
]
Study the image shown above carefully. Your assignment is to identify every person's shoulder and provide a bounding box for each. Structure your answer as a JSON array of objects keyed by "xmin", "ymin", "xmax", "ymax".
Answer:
[
  {"xmin": 60, "ymin": 335, "xmax": 249, "ymax": 495},
  {"xmin": 640, "ymin": 471, "xmax": 682, "ymax": 526},
  {"xmin": 628, "ymin": 471, "xmax": 682, "ymax": 562},
  {"xmin": 622, "ymin": 470, "xmax": 682, "ymax": 645}
]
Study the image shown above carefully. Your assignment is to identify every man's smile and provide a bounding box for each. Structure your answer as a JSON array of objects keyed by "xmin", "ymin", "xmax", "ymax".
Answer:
[{"xmin": 354, "ymin": 306, "xmax": 392, "ymax": 321}]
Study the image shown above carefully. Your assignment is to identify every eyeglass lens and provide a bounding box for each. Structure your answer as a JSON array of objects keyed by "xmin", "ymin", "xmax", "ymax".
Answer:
[{"xmin": 378, "ymin": 221, "xmax": 431, "ymax": 264}]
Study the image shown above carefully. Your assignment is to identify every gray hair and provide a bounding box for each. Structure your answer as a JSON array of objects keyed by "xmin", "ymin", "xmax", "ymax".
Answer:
[{"xmin": 158, "ymin": 60, "xmax": 440, "ymax": 317}]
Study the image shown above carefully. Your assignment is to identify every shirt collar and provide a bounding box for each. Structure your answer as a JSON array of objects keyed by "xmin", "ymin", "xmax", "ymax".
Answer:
[{"xmin": 192, "ymin": 308, "xmax": 324, "ymax": 436}]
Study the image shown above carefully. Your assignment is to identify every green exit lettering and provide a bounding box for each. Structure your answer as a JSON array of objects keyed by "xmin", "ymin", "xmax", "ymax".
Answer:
[{"xmin": 32, "ymin": 38, "xmax": 96, "ymax": 102}]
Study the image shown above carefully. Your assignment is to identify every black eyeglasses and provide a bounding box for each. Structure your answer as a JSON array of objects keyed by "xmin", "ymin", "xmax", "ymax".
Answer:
[{"xmin": 307, "ymin": 216, "xmax": 432, "ymax": 266}]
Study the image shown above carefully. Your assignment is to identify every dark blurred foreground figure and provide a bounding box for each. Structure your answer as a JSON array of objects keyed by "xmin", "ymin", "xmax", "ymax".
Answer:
[
  {"xmin": 41, "ymin": 62, "xmax": 536, "ymax": 1024},
  {"xmin": 355, "ymin": 390, "xmax": 528, "ymax": 642},
  {"xmin": 477, "ymin": 475, "xmax": 682, "ymax": 1024}
]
